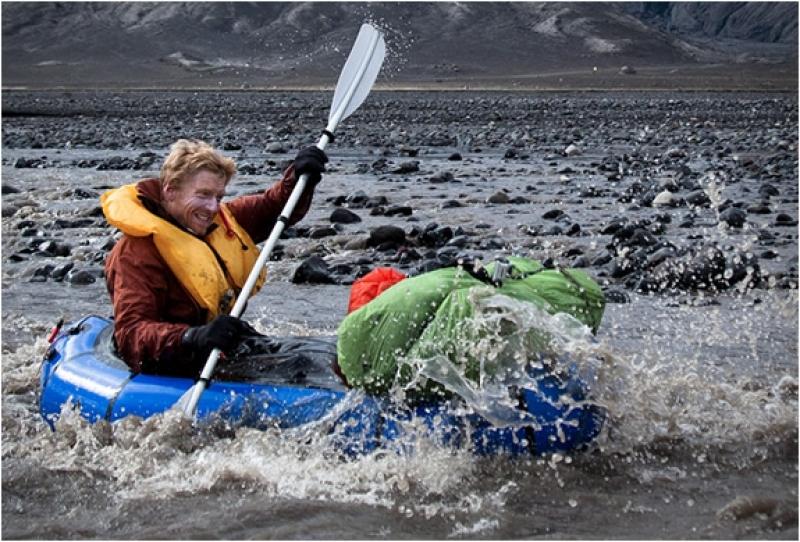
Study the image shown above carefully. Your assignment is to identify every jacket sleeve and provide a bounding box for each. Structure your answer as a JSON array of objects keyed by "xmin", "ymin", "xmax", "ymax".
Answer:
[
  {"xmin": 226, "ymin": 164, "xmax": 315, "ymax": 244},
  {"xmin": 105, "ymin": 236, "xmax": 191, "ymax": 373}
]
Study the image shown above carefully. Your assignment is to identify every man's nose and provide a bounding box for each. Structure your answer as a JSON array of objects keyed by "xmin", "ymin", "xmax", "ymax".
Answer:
[{"xmin": 204, "ymin": 197, "xmax": 220, "ymax": 213}]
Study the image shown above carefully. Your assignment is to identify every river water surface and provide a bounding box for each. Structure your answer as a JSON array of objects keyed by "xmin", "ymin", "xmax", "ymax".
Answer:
[{"xmin": 1, "ymin": 91, "xmax": 798, "ymax": 539}]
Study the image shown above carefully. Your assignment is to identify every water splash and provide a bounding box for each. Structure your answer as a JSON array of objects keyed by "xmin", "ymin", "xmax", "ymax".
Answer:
[{"xmin": 397, "ymin": 288, "xmax": 607, "ymax": 427}]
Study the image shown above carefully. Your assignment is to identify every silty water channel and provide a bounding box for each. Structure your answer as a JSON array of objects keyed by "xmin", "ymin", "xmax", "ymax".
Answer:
[{"xmin": 1, "ymin": 90, "xmax": 797, "ymax": 539}]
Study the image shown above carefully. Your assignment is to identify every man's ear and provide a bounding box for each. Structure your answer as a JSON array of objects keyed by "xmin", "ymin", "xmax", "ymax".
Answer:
[{"xmin": 162, "ymin": 181, "xmax": 177, "ymax": 202}]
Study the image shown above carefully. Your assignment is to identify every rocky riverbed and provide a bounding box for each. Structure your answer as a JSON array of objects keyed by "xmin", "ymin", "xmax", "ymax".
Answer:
[
  {"xmin": 2, "ymin": 90, "xmax": 797, "ymax": 539},
  {"xmin": 2, "ymin": 90, "xmax": 798, "ymax": 298}
]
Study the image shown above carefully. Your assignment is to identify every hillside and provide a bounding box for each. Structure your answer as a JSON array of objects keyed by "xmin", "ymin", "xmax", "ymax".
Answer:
[{"xmin": 2, "ymin": 2, "xmax": 797, "ymax": 90}]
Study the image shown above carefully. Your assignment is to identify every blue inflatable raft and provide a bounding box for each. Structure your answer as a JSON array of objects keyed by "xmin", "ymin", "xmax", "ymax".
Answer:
[{"xmin": 39, "ymin": 315, "xmax": 605, "ymax": 456}]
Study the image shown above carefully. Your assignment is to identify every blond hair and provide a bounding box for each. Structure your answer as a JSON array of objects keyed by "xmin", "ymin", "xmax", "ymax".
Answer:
[{"xmin": 160, "ymin": 139, "xmax": 237, "ymax": 188}]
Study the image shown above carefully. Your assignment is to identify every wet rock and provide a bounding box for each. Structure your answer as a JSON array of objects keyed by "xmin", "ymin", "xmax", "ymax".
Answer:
[
  {"xmin": 600, "ymin": 218, "xmax": 628, "ymax": 235},
  {"xmin": 384, "ymin": 205, "xmax": 413, "ymax": 217},
  {"xmin": 291, "ymin": 255, "xmax": 336, "ymax": 284},
  {"xmin": 396, "ymin": 247, "xmax": 422, "ymax": 265},
  {"xmin": 609, "ymin": 252, "xmax": 646, "ymax": 278},
  {"xmin": 330, "ymin": 208, "xmax": 361, "ymax": 224},
  {"xmin": 37, "ymin": 240, "xmax": 71, "ymax": 257},
  {"xmin": 392, "ymin": 161, "xmax": 419, "ymax": 174},
  {"xmin": 21, "ymin": 227, "xmax": 42, "ymax": 237},
  {"xmin": 308, "ymin": 226, "xmax": 338, "ymax": 239},
  {"xmin": 579, "ymin": 186, "xmax": 605, "ymax": 198},
  {"xmin": 564, "ymin": 144, "xmax": 581, "ymax": 157},
  {"xmin": 653, "ymin": 212, "xmax": 672, "ymax": 224},
  {"xmin": 544, "ymin": 225, "xmax": 564, "ymax": 235},
  {"xmin": 419, "ymin": 224, "xmax": 453, "ymax": 248},
  {"xmin": 724, "ymin": 251, "xmax": 760, "ymax": 288},
  {"xmin": 685, "ymin": 189, "xmax": 711, "ymax": 207},
  {"xmin": 30, "ymin": 264, "xmax": 55, "ymax": 282},
  {"xmin": 368, "ymin": 225, "xmax": 406, "ymax": 247},
  {"xmin": 82, "ymin": 206, "xmax": 105, "ymax": 218},
  {"xmin": 51, "ymin": 218, "xmax": 97, "ymax": 229},
  {"xmin": 237, "ymin": 163, "xmax": 259, "ymax": 175},
  {"xmin": 66, "ymin": 187, "xmax": 99, "ymax": 200},
  {"xmin": 2, "ymin": 204, "xmax": 21, "ymax": 218},
  {"xmin": 447, "ymin": 152, "xmax": 462, "ymax": 161},
  {"xmin": 2, "ymin": 184, "xmax": 21, "ymax": 194},
  {"xmin": 645, "ymin": 246, "xmax": 677, "ymax": 269},
  {"xmin": 591, "ymin": 253, "xmax": 613, "ymax": 266},
  {"xmin": 652, "ymin": 190, "xmax": 678, "ymax": 207},
  {"xmin": 435, "ymin": 245, "xmax": 462, "ymax": 262},
  {"xmin": 429, "ymin": 171, "xmax": 455, "ymax": 183},
  {"xmin": 646, "ymin": 244, "xmax": 731, "ymax": 291},
  {"xmin": 371, "ymin": 158, "xmax": 389, "ymax": 172},
  {"xmin": 775, "ymin": 213, "xmax": 798, "ymax": 226},
  {"xmin": 716, "ymin": 496, "xmax": 783, "ymax": 521},
  {"xmin": 266, "ymin": 142, "xmax": 287, "ymax": 153},
  {"xmin": 603, "ymin": 289, "xmax": 630, "ymax": 303},
  {"xmin": 365, "ymin": 196, "xmax": 389, "ymax": 208},
  {"xmin": 399, "ymin": 145, "xmax": 419, "ymax": 157},
  {"xmin": 746, "ymin": 203, "xmax": 771, "ymax": 214},
  {"xmin": 487, "ymin": 191, "xmax": 510, "ymax": 204},
  {"xmin": 619, "ymin": 65, "xmax": 636, "ymax": 74},
  {"xmin": 331, "ymin": 191, "xmax": 367, "ymax": 208},
  {"xmin": 96, "ymin": 156, "xmax": 138, "ymax": 170},
  {"xmin": 758, "ymin": 183, "xmax": 780, "ymax": 198},
  {"xmin": 664, "ymin": 147, "xmax": 687, "ymax": 159},
  {"xmin": 14, "ymin": 157, "xmax": 45, "ymax": 168},
  {"xmin": 446, "ymin": 235, "xmax": 470, "ymax": 248},
  {"xmin": 66, "ymin": 268, "xmax": 97, "ymax": 285},
  {"xmin": 344, "ymin": 236, "xmax": 369, "ymax": 250},
  {"xmin": 480, "ymin": 237, "xmax": 505, "ymax": 250},
  {"xmin": 50, "ymin": 262, "xmax": 75, "ymax": 282},
  {"xmin": 542, "ymin": 209, "xmax": 565, "ymax": 220},
  {"xmin": 719, "ymin": 207, "xmax": 747, "ymax": 228},
  {"xmin": 99, "ymin": 237, "xmax": 117, "ymax": 251},
  {"xmin": 134, "ymin": 152, "xmax": 158, "ymax": 169}
]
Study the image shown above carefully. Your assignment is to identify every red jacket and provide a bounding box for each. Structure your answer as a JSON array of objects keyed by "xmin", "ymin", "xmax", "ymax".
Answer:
[{"xmin": 104, "ymin": 165, "xmax": 313, "ymax": 374}]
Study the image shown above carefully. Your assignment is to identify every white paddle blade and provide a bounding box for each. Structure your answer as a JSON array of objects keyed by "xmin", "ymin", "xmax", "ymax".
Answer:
[{"xmin": 328, "ymin": 23, "xmax": 386, "ymax": 125}]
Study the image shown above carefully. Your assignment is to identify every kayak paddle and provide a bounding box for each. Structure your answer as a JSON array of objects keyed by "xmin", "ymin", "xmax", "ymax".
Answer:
[{"xmin": 177, "ymin": 23, "xmax": 386, "ymax": 418}]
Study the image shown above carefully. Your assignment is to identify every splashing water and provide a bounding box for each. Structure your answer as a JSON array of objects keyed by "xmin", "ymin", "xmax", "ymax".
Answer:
[
  {"xmin": 397, "ymin": 288, "xmax": 608, "ymax": 428},
  {"xmin": 2, "ymin": 283, "xmax": 796, "ymax": 538}
]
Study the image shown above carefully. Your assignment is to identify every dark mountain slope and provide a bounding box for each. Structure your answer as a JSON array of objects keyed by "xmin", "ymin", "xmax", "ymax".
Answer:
[{"xmin": 2, "ymin": 2, "xmax": 796, "ymax": 89}]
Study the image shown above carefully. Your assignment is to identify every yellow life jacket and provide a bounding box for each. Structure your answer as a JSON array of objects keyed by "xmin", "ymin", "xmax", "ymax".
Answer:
[{"xmin": 101, "ymin": 183, "xmax": 265, "ymax": 320}]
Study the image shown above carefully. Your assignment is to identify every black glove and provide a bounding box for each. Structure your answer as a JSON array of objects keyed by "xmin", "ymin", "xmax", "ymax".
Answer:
[
  {"xmin": 292, "ymin": 146, "xmax": 328, "ymax": 186},
  {"xmin": 182, "ymin": 315, "xmax": 258, "ymax": 356}
]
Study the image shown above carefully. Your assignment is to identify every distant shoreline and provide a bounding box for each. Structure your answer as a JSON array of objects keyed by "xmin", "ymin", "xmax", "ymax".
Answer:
[
  {"xmin": 3, "ymin": 61, "xmax": 796, "ymax": 93},
  {"xmin": 2, "ymin": 85, "xmax": 797, "ymax": 93}
]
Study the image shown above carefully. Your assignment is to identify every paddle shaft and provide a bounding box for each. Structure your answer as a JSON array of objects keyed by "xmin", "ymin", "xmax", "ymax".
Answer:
[
  {"xmin": 182, "ymin": 26, "xmax": 383, "ymax": 416},
  {"xmin": 182, "ymin": 136, "xmax": 329, "ymax": 415}
]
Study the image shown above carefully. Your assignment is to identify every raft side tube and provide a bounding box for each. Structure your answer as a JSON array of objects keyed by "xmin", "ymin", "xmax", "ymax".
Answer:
[{"xmin": 39, "ymin": 315, "xmax": 607, "ymax": 457}]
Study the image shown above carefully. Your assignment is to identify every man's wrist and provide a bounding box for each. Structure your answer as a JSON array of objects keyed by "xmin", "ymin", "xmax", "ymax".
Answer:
[{"xmin": 181, "ymin": 326, "xmax": 196, "ymax": 348}]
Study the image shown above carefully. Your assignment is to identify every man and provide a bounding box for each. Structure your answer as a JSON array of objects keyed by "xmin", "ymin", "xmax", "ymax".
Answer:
[{"xmin": 101, "ymin": 139, "xmax": 327, "ymax": 376}]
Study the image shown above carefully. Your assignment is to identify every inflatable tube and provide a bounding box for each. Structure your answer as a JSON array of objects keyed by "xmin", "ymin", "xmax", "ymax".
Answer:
[{"xmin": 39, "ymin": 315, "xmax": 605, "ymax": 457}]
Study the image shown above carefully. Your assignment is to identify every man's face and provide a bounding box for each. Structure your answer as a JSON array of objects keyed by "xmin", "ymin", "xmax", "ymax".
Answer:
[{"xmin": 163, "ymin": 169, "xmax": 227, "ymax": 235}]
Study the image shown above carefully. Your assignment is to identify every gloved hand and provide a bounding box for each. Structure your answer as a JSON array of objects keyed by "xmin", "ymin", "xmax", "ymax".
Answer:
[
  {"xmin": 292, "ymin": 146, "xmax": 328, "ymax": 186},
  {"xmin": 182, "ymin": 315, "xmax": 258, "ymax": 356}
]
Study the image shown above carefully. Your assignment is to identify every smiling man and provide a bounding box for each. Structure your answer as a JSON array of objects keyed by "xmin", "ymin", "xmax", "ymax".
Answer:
[{"xmin": 101, "ymin": 139, "xmax": 327, "ymax": 376}]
